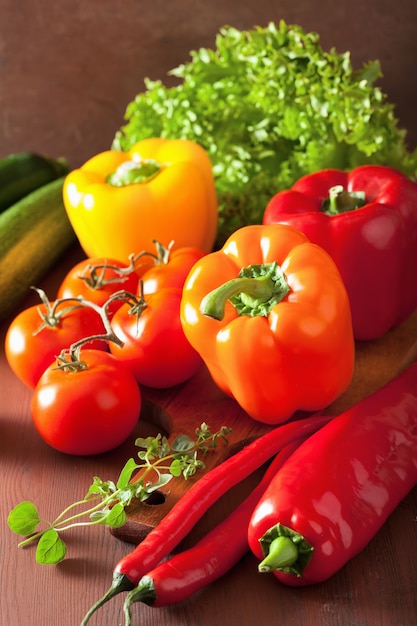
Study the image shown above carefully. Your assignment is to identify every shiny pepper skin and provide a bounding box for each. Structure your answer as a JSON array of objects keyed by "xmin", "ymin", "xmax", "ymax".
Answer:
[
  {"xmin": 248, "ymin": 362, "xmax": 417, "ymax": 585},
  {"xmin": 63, "ymin": 138, "xmax": 218, "ymax": 260},
  {"xmin": 263, "ymin": 165, "xmax": 417, "ymax": 340},
  {"xmin": 180, "ymin": 224, "xmax": 355, "ymax": 425}
]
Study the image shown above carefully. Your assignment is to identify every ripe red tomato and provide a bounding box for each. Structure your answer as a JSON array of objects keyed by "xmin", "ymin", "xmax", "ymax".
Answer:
[
  {"xmin": 139, "ymin": 246, "xmax": 205, "ymax": 295},
  {"xmin": 109, "ymin": 288, "xmax": 202, "ymax": 388},
  {"xmin": 31, "ymin": 350, "xmax": 141, "ymax": 455},
  {"xmin": 57, "ymin": 257, "xmax": 139, "ymax": 317},
  {"xmin": 5, "ymin": 301, "xmax": 108, "ymax": 389}
]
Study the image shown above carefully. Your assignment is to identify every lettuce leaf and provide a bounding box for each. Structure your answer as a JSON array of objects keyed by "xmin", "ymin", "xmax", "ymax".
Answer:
[{"xmin": 113, "ymin": 21, "xmax": 417, "ymax": 244}]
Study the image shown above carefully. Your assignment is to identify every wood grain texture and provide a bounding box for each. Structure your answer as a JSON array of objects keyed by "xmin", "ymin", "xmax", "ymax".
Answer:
[
  {"xmin": 112, "ymin": 306, "xmax": 417, "ymax": 544},
  {"xmin": 1, "ymin": 244, "xmax": 416, "ymax": 626},
  {"xmin": 1, "ymin": 3, "xmax": 417, "ymax": 621}
]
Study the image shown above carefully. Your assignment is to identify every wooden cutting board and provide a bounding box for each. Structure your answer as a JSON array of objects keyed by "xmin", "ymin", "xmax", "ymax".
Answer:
[{"xmin": 110, "ymin": 308, "xmax": 417, "ymax": 545}]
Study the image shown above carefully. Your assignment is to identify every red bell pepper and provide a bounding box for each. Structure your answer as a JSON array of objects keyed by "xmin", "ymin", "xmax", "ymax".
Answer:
[
  {"xmin": 248, "ymin": 361, "xmax": 417, "ymax": 585},
  {"xmin": 180, "ymin": 224, "xmax": 354, "ymax": 425},
  {"xmin": 262, "ymin": 165, "xmax": 417, "ymax": 340}
]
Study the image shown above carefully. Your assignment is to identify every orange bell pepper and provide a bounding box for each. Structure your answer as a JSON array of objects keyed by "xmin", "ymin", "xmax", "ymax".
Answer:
[
  {"xmin": 180, "ymin": 224, "xmax": 355, "ymax": 424},
  {"xmin": 63, "ymin": 138, "xmax": 218, "ymax": 260}
]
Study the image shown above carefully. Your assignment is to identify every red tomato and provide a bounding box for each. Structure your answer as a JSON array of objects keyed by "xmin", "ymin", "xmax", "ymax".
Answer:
[
  {"xmin": 5, "ymin": 301, "xmax": 108, "ymax": 389},
  {"xmin": 57, "ymin": 257, "xmax": 139, "ymax": 317},
  {"xmin": 31, "ymin": 350, "xmax": 141, "ymax": 455},
  {"xmin": 110, "ymin": 288, "xmax": 202, "ymax": 388},
  {"xmin": 139, "ymin": 246, "xmax": 205, "ymax": 295}
]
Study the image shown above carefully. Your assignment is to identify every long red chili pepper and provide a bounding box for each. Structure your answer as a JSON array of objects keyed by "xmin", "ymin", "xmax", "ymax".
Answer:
[
  {"xmin": 122, "ymin": 440, "xmax": 302, "ymax": 621},
  {"xmin": 248, "ymin": 361, "xmax": 417, "ymax": 586},
  {"xmin": 81, "ymin": 413, "xmax": 331, "ymax": 624}
]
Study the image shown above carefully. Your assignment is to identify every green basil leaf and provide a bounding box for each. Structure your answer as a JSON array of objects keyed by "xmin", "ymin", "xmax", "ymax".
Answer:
[
  {"xmin": 35, "ymin": 529, "xmax": 66, "ymax": 565},
  {"xmin": 116, "ymin": 458, "xmax": 139, "ymax": 489},
  {"xmin": 105, "ymin": 503, "xmax": 127, "ymax": 528},
  {"xmin": 7, "ymin": 501, "xmax": 40, "ymax": 535}
]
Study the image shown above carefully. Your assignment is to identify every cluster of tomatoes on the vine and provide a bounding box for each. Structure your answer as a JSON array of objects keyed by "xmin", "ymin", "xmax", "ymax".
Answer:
[{"xmin": 5, "ymin": 241, "xmax": 205, "ymax": 456}]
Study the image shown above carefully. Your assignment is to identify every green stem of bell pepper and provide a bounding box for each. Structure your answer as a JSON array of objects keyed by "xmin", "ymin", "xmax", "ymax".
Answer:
[
  {"xmin": 200, "ymin": 262, "xmax": 290, "ymax": 320},
  {"xmin": 323, "ymin": 185, "xmax": 366, "ymax": 215},
  {"xmin": 106, "ymin": 159, "xmax": 163, "ymax": 187}
]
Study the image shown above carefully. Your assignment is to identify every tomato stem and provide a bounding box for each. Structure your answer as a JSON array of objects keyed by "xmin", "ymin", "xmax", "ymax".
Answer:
[
  {"xmin": 31, "ymin": 287, "xmax": 86, "ymax": 334},
  {"xmin": 58, "ymin": 289, "xmax": 139, "ymax": 365},
  {"xmin": 76, "ymin": 253, "xmax": 142, "ymax": 289},
  {"xmin": 134, "ymin": 239, "xmax": 174, "ymax": 266}
]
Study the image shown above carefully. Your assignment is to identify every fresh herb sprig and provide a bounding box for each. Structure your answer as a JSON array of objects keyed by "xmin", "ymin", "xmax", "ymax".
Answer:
[{"xmin": 7, "ymin": 423, "xmax": 231, "ymax": 565}]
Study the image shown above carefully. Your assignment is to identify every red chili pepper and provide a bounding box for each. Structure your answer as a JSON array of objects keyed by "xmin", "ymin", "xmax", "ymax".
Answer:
[
  {"xmin": 262, "ymin": 165, "xmax": 417, "ymax": 340},
  {"xmin": 248, "ymin": 362, "xmax": 417, "ymax": 585},
  {"xmin": 122, "ymin": 440, "xmax": 302, "ymax": 620},
  {"xmin": 81, "ymin": 413, "xmax": 331, "ymax": 624}
]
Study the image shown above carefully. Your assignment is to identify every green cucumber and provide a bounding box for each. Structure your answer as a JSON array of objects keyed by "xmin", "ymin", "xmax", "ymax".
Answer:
[
  {"xmin": 0, "ymin": 177, "xmax": 76, "ymax": 322},
  {"xmin": 0, "ymin": 151, "xmax": 69, "ymax": 213}
]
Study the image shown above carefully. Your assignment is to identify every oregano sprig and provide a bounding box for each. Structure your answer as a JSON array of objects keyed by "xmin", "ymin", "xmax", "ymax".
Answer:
[{"xmin": 7, "ymin": 422, "xmax": 232, "ymax": 565}]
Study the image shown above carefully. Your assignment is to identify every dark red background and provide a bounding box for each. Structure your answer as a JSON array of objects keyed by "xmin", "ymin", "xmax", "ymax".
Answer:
[{"xmin": 1, "ymin": 0, "xmax": 416, "ymax": 167}]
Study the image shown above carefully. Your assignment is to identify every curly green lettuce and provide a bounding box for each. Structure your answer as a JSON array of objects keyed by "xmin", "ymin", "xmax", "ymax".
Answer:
[{"xmin": 113, "ymin": 21, "xmax": 417, "ymax": 244}]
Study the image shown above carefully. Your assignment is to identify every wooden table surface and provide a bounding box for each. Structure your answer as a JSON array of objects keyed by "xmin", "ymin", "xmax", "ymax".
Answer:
[{"xmin": 1, "ymin": 242, "xmax": 417, "ymax": 626}]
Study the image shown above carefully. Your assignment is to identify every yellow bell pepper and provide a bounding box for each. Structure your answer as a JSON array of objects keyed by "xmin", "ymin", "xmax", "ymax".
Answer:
[{"xmin": 63, "ymin": 138, "xmax": 218, "ymax": 260}]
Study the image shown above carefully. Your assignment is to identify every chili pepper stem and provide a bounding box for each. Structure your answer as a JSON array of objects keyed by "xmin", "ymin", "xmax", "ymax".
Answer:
[
  {"xmin": 124, "ymin": 577, "xmax": 156, "ymax": 624},
  {"xmin": 80, "ymin": 572, "xmax": 134, "ymax": 626},
  {"xmin": 200, "ymin": 262, "xmax": 289, "ymax": 320},
  {"xmin": 258, "ymin": 536, "xmax": 298, "ymax": 573}
]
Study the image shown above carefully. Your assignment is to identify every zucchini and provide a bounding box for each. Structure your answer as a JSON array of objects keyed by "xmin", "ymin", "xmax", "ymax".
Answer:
[
  {"xmin": 0, "ymin": 151, "xmax": 69, "ymax": 213},
  {"xmin": 0, "ymin": 177, "xmax": 76, "ymax": 322}
]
